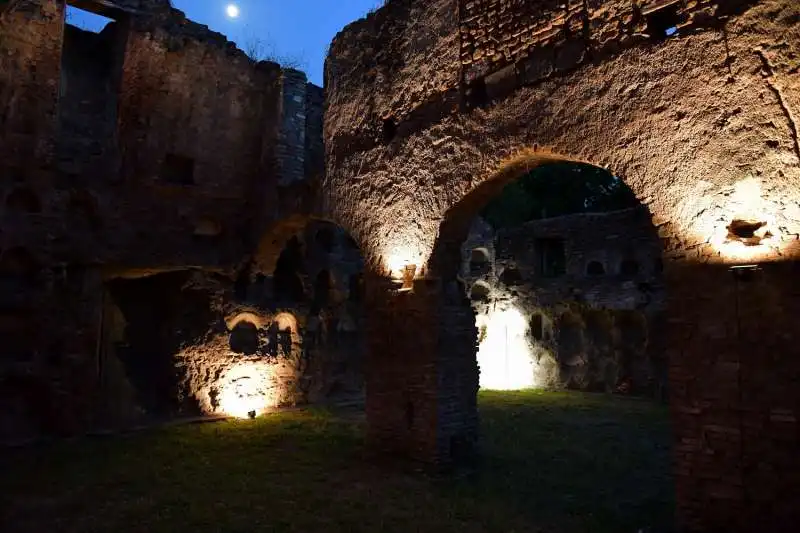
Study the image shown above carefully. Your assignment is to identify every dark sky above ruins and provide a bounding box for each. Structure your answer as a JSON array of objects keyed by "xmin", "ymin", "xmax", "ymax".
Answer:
[{"xmin": 67, "ymin": 0, "xmax": 381, "ymax": 85}]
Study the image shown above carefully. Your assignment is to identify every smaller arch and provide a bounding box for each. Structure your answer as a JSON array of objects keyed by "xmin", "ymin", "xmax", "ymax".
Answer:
[
  {"xmin": 226, "ymin": 312, "xmax": 268, "ymax": 330},
  {"xmin": 586, "ymin": 261, "xmax": 606, "ymax": 276},
  {"xmin": 499, "ymin": 266, "xmax": 523, "ymax": 286},
  {"xmin": 470, "ymin": 280, "xmax": 491, "ymax": 301},
  {"xmin": 469, "ymin": 247, "xmax": 491, "ymax": 276},
  {"xmin": 229, "ymin": 321, "xmax": 259, "ymax": 355},
  {"xmin": 6, "ymin": 188, "xmax": 41, "ymax": 214},
  {"xmin": 470, "ymin": 247, "xmax": 490, "ymax": 264},
  {"xmin": 273, "ymin": 312, "xmax": 297, "ymax": 334},
  {"xmin": 272, "ymin": 312, "xmax": 297, "ymax": 357},
  {"xmin": 620, "ymin": 259, "xmax": 640, "ymax": 278}
]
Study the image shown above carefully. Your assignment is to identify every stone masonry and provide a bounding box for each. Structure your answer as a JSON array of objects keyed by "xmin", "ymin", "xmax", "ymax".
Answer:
[
  {"xmin": 0, "ymin": 0, "xmax": 359, "ymax": 442},
  {"xmin": 326, "ymin": 0, "xmax": 800, "ymax": 530},
  {"xmin": 462, "ymin": 207, "xmax": 667, "ymax": 395}
]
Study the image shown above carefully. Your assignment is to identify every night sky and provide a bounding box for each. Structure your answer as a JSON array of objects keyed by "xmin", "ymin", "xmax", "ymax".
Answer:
[{"xmin": 66, "ymin": 0, "xmax": 382, "ymax": 85}]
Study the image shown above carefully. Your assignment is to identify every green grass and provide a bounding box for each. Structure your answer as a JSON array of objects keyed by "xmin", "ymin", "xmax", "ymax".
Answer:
[{"xmin": 1, "ymin": 391, "xmax": 674, "ymax": 533}]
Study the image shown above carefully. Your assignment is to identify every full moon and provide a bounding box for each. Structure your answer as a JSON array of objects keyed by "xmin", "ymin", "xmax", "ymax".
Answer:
[{"xmin": 226, "ymin": 4, "xmax": 240, "ymax": 18}]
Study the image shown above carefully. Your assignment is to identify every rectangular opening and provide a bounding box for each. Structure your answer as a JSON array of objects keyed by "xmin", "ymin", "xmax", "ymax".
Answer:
[
  {"xmin": 160, "ymin": 153, "xmax": 196, "ymax": 185},
  {"xmin": 57, "ymin": 3, "xmax": 129, "ymax": 174},
  {"xmin": 65, "ymin": 3, "xmax": 114, "ymax": 33},
  {"xmin": 536, "ymin": 238, "xmax": 566, "ymax": 278},
  {"xmin": 643, "ymin": 2, "xmax": 682, "ymax": 40}
]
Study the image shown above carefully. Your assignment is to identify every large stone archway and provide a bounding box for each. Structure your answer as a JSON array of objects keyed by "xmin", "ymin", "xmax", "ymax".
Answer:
[{"xmin": 325, "ymin": 1, "xmax": 800, "ymax": 530}]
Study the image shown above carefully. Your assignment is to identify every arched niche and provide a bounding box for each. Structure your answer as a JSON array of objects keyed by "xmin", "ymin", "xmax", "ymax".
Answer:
[
  {"xmin": 470, "ymin": 280, "xmax": 491, "ymax": 301},
  {"xmin": 229, "ymin": 321, "xmax": 259, "ymax": 355},
  {"xmin": 469, "ymin": 247, "xmax": 491, "ymax": 276}
]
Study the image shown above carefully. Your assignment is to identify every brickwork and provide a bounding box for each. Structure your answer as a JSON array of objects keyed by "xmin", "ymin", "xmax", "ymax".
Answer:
[
  {"xmin": 365, "ymin": 276, "xmax": 478, "ymax": 464},
  {"xmin": 459, "ymin": 0, "xmax": 755, "ymax": 85},
  {"xmin": 0, "ymin": 0, "xmax": 327, "ymax": 441},
  {"xmin": 463, "ymin": 208, "xmax": 667, "ymax": 394},
  {"xmin": 327, "ymin": 0, "xmax": 800, "ymax": 530}
]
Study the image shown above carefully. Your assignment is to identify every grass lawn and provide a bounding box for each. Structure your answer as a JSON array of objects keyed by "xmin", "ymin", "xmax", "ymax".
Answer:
[{"xmin": 1, "ymin": 391, "xmax": 674, "ymax": 533}]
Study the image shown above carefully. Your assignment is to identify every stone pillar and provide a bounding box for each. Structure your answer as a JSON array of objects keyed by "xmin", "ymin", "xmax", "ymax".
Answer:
[
  {"xmin": 668, "ymin": 261, "xmax": 800, "ymax": 532},
  {"xmin": 365, "ymin": 275, "xmax": 479, "ymax": 464}
]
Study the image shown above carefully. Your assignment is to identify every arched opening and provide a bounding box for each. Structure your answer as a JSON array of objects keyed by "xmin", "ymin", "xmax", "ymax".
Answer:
[
  {"xmin": 499, "ymin": 266, "xmax": 523, "ymax": 286},
  {"xmin": 469, "ymin": 247, "xmax": 491, "ymax": 276},
  {"xmin": 252, "ymin": 217, "xmax": 367, "ymax": 407},
  {"xmin": 273, "ymin": 236, "xmax": 306, "ymax": 302},
  {"xmin": 5, "ymin": 188, "xmax": 41, "ymax": 214},
  {"xmin": 439, "ymin": 154, "xmax": 663, "ymax": 395},
  {"xmin": 586, "ymin": 260, "xmax": 605, "ymax": 276},
  {"xmin": 470, "ymin": 280, "xmax": 491, "ymax": 301},
  {"xmin": 229, "ymin": 321, "xmax": 259, "ymax": 355}
]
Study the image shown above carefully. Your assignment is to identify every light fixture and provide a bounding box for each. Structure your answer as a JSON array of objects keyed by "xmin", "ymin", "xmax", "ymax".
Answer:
[
  {"xmin": 400, "ymin": 264, "xmax": 417, "ymax": 291},
  {"xmin": 729, "ymin": 264, "xmax": 760, "ymax": 282}
]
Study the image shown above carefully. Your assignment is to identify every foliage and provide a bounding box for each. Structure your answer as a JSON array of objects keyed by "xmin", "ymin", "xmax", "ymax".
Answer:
[
  {"xmin": 481, "ymin": 162, "xmax": 640, "ymax": 230},
  {"xmin": 3, "ymin": 392, "xmax": 674, "ymax": 533},
  {"xmin": 243, "ymin": 34, "xmax": 307, "ymax": 71}
]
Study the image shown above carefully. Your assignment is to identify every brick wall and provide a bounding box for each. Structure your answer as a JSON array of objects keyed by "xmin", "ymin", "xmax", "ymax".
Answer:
[
  {"xmin": 326, "ymin": 0, "xmax": 800, "ymax": 530},
  {"xmin": 0, "ymin": 0, "xmax": 326, "ymax": 441}
]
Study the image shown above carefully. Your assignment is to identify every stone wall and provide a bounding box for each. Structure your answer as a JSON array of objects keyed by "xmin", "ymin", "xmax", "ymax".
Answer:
[
  {"xmin": 0, "ymin": 0, "xmax": 328, "ymax": 442},
  {"xmin": 326, "ymin": 0, "xmax": 800, "ymax": 530},
  {"xmin": 462, "ymin": 208, "xmax": 667, "ymax": 395}
]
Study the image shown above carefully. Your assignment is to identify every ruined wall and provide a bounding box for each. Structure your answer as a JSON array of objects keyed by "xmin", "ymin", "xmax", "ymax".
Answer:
[
  {"xmin": 462, "ymin": 208, "xmax": 667, "ymax": 395},
  {"xmin": 327, "ymin": 0, "xmax": 800, "ymax": 529},
  {"xmin": 0, "ymin": 1, "xmax": 62, "ymax": 167},
  {"xmin": 0, "ymin": 0, "xmax": 328, "ymax": 442}
]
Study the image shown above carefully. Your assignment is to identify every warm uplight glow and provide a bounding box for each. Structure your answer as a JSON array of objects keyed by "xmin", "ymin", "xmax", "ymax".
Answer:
[
  {"xmin": 217, "ymin": 362, "xmax": 277, "ymax": 418},
  {"xmin": 476, "ymin": 305, "xmax": 540, "ymax": 390},
  {"xmin": 225, "ymin": 4, "xmax": 240, "ymax": 18},
  {"xmin": 386, "ymin": 247, "xmax": 423, "ymax": 279},
  {"xmin": 706, "ymin": 177, "xmax": 781, "ymax": 263}
]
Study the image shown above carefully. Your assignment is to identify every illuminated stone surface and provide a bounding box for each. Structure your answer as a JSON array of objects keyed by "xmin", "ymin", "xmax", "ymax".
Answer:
[{"xmin": 326, "ymin": 1, "xmax": 800, "ymax": 530}]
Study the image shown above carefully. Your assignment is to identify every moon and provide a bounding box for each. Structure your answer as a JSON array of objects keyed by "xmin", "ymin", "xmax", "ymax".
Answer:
[{"xmin": 226, "ymin": 4, "xmax": 240, "ymax": 18}]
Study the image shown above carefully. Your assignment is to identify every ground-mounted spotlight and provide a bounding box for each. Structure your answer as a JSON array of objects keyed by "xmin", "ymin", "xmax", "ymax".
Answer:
[
  {"xmin": 400, "ymin": 264, "xmax": 417, "ymax": 291},
  {"xmin": 729, "ymin": 264, "xmax": 760, "ymax": 282}
]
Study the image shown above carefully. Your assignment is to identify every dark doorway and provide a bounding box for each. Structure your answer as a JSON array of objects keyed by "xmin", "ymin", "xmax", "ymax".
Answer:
[{"xmin": 105, "ymin": 271, "xmax": 211, "ymax": 417}]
